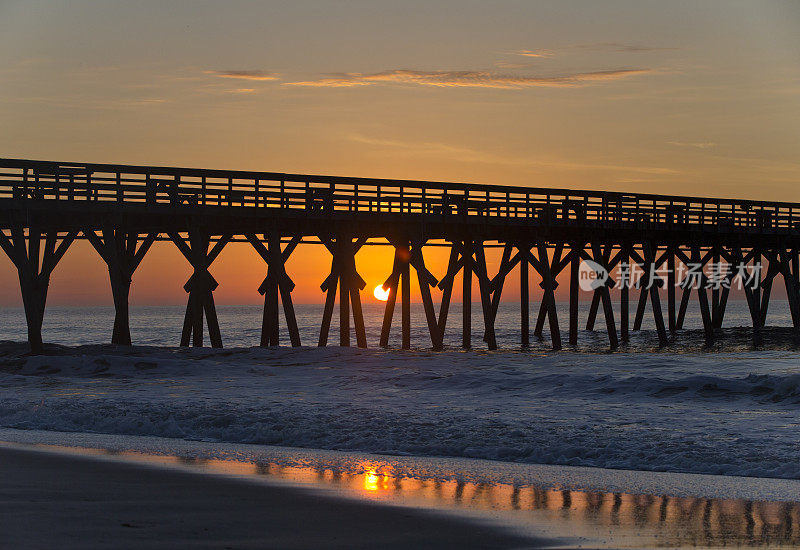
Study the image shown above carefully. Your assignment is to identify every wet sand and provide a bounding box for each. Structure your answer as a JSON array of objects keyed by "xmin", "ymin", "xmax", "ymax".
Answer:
[
  {"xmin": 4, "ymin": 431, "xmax": 800, "ymax": 548},
  {"xmin": 0, "ymin": 445, "xmax": 548, "ymax": 549}
]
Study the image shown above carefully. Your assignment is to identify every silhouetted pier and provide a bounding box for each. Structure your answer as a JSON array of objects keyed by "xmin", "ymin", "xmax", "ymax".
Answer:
[{"xmin": 1, "ymin": 157, "xmax": 798, "ymax": 353}]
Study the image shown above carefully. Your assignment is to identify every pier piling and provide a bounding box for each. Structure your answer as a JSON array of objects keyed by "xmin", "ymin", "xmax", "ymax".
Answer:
[{"xmin": 0, "ymin": 157, "xmax": 794, "ymax": 352}]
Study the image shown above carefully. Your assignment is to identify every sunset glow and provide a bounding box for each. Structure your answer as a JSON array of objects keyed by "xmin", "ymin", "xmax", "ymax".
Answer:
[{"xmin": 1, "ymin": 1, "xmax": 798, "ymax": 308}]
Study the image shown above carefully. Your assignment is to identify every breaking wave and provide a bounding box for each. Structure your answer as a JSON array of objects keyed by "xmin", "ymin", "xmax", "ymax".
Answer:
[{"xmin": 1, "ymin": 342, "xmax": 800, "ymax": 479}]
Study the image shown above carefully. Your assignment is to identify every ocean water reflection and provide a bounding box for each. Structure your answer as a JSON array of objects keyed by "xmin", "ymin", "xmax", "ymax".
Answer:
[{"xmin": 40, "ymin": 444, "xmax": 800, "ymax": 548}]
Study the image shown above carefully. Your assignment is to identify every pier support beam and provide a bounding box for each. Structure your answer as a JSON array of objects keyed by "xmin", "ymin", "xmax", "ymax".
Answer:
[
  {"xmin": 630, "ymin": 245, "xmax": 665, "ymax": 333},
  {"xmin": 675, "ymin": 247, "xmax": 693, "ymax": 331},
  {"xmin": 627, "ymin": 245, "xmax": 668, "ymax": 345},
  {"xmin": 667, "ymin": 249, "xmax": 676, "ymax": 333},
  {"xmin": 379, "ymin": 238, "xmax": 441, "ymax": 350},
  {"xmin": 85, "ymin": 228, "xmax": 156, "ymax": 345},
  {"xmin": 487, "ymin": 243, "xmax": 513, "ymax": 345},
  {"xmin": 618, "ymin": 246, "xmax": 631, "ymax": 343},
  {"xmin": 0, "ymin": 228, "xmax": 76, "ymax": 353},
  {"xmin": 520, "ymin": 246, "xmax": 530, "ymax": 347},
  {"xmin": 727, "ymin": 247, "xmax": 764, "ymax": 342},
  {"xmin": 590, "ymin": 242, "xmax": 618, "ymax": 349},
  {"xmin": 435, "ymin": 245, "xmax": 459, "ymax": 347},
  {"xmin": 435, "ymin": 239, "xmax": 497, "ymax": 350},
  {"xmin": 584, "ymin": 244, "xmax": 611, "ymax": 333},
  {"xmin": 632, "ymin": 283, "xmax": 648, "ymax": 331},
  {"xmin": 793, "ymin": 248, "xmax": 800, "ymax": 327},
  {"xmin": 791, "ymin": 248, "xmax": 800, "ymax": 330},
  {"xmin": 688, "ymin": 244, "xmax": 714, "ymax": 346},
  {"xmin": 318, "ymin": 235, "xmax": 367, "ymax": 348},
  {"xmin": 583, "ymin": 244, "xmax": 629, "ymax": 346},
  {"xmin": 711, "ymin": 247, "xmax": 721, "ymax": 328},
  {"xmin": 643, "ymin": 243, "xmax": 668, "ymax": 347},
  {"xmin": 531, "ymin": 241, "xmax": 562, "ymax": 350},
  {"xmin": 534, "ymin": 243, "xmax": 564, "ymax": 340},
  {"xmin": 246, "ymin": 233, "xmax": 301, "ymax": 347},
  {"xmin": 486, "ymin": 241, "xmax": 570, "ymax": 349},
  {"xmin": 569, "ymin": 242, "xmax": 584, "ymax": 345},
  {"xmin": 380, "ymin": 246, "xmax": 403, "ymax": 348},
  {"xmin": 779, "ymin": 249, "xmax": 800, "ymax": 329},
  {"xmin": 713, "ymin": 247, "xmax": 735, "ymax": 330},
  {"xmin": 169, "ymin": 230, "xmax": 230, "ymax": 348},
  {"xmin": 757, "ymin": 252, "xmax": 778, "ymax": 327},
  {"xmin": 473, "ymin": 241, "xmax": 498, "ymax": 350}
]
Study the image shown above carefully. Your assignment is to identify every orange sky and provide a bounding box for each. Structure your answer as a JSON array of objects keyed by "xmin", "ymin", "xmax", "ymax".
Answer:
[{"xmin": 1, "ymin": 1, "xmax": 799, "ymax": 306}]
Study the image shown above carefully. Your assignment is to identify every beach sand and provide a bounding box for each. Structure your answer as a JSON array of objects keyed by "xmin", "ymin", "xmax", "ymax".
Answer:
[{"xmin": 0, "ymin": 445, "xmax": 547, "ymax": 549}]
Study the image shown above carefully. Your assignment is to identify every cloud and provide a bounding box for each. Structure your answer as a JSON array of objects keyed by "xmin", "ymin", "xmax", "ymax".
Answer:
[
  {"xmin": 510, "ymin": 43, "xmax": 675, "ymax": 58},
  {"xmin": 285, "ymin": 76, "xmax": 372, "ymax": 88},
  {"xmin": 668, "ymin": 141, "xmax": 717, "ymax": 149},
  {"xmin": 494, "ymin": 62, "xmax": 532, "ymax": 69},
  {"xmin": 123, "ymin": 98, "xmax": 167, "ymax": 106},
  {"xmin": 514, "ymin": 49, "xmax": 554, "ymax": 58},
  {"xmin": 208, "ymin": 70, "xmax": 280, "ymax": 81},
  {"xmin": 348, "ymin": 134, "xmax": 679, "ymax": 176},
  {"xmin": 573, "ymin": 42, "xmax": 677, "ymax": 53},
  {"xmin": 285, "ymin": 68, "xmax": 650, "ymax": 89}
]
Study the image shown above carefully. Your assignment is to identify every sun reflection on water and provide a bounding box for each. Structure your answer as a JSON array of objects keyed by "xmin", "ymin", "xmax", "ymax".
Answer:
[
  {"xmin": 32, "ymin": 443, "xmax": 800, "ymax": 548},
  {"xmin": 363, "ymin": 471, "xmax": 381, "ymax": 492},
  {"xmin": 360, "ymin": 462, "xmax": 393, "ymax": 492}
]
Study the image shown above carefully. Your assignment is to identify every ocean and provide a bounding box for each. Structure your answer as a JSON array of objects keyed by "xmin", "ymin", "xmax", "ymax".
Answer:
[
  {"xmin": 1, "ymin": 300, "xmax": 799, "ymax": 480},
  {"xmin": 0, "ymin": 299, "xmax": 796, "ymax": 350}
]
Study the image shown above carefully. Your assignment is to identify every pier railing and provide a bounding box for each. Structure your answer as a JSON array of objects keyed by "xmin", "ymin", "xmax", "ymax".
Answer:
[{"xmin": 0, "ymin": 157, "xmax": 798, "ymax": 232}]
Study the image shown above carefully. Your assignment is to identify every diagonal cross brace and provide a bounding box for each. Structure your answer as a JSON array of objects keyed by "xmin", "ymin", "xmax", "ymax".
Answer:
[
  {"xmin": 319, "ymin": 236, "xmax": 367, "ymax": 292},
  {"xmin": 245, "ymin": 234, "xmax": 297, "ymax": 293}
]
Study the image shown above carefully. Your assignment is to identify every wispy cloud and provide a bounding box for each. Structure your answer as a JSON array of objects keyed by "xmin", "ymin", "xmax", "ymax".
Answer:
[
  {"xmin": 582, "ymin": 42, "xmax": 676, "ymax": 53},
  {"xmin": 514, "ymin": 49, "xmax": 554, "ymax": 58},
  {"xmin": 511, "ymin": 43, "xmax": 675, "ymax": 58},
  {"xmin": 285, "ymin": 68, "xmax": 650, "ymax": 89},
  {"xmin": 121, "ymin": 98, "xmax": 168, "ymax": 106},
  {"xmin": 494, "ymin": 61, "xmax": 532, "ymax": 69},
  {"xmin": 668, "ymin": 141, "xmax": 717, "ymax": 149},
  {"xmin": 0, "ymin": 95, "xmax": 170, "ymax": 109},
  {"xmin": 207, "ymin": 70, "xmax": 280, "ymax": 81},
  {"xmin": 348, "ymin": 134, "xmax": 679, "ymax": 176},
  {"xmin": 285, "ymin": 76, "xmax": 372, "ymax": 88}
]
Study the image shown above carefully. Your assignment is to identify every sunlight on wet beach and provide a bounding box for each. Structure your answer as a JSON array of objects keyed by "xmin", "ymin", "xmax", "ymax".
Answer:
[{"xmin": 5, "ymin": 432, "xmax": 800, "ymax": 548}]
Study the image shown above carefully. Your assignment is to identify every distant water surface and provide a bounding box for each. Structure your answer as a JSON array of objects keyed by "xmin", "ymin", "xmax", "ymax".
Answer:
[{"xmin": 0, "ymin": 300, "xmax": 796, "ymax": 351}]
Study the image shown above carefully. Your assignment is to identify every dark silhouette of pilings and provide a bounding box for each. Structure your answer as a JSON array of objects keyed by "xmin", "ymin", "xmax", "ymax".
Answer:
[
  {"xmin": 86, "ymin": 228, "xmax": 155, "ymax": 345},
  {"xmin": 170, "ymin": 229, "xmax": 229, "ymax": 348},
  {"xmin": 247, "ymin": 233, "xmax": 301, "ymax": 347},
  {"xmin": 434, "ymin": 238, "xmax": 497, "ymax": 350},
  {"xmin": 379, "ymin": 237, "xmax": 441, "ymax": 350},
  {"xmin": 3, "ymin": 157, "xmax": 800, "ymax": 352},
  {"xmin": 318, "ymin": 234, "xmax": 367, "ymax": 348},
  {"xmin": 5, "ymin": 233, "xmax": 800, "ymax": 353},
  {"xmin": 0, "ymin": 226, "xmax": 75, "ymax": 353}
]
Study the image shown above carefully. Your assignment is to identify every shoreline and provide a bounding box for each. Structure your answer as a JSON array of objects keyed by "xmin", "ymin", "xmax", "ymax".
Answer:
[
  {"xmin": 2, "ymin": 341, "xmax": 800, "ymax": 481},
  {"xmin": 3, "ymin": 430, "xmax": 800, "ymax": 548},
  {"xmin": 3, "ymin": 428, "xmax": 800, "ymax": 502},
  {"xmin": 0, "ymin": 443, "xmax": 551, "ymax": 550}
]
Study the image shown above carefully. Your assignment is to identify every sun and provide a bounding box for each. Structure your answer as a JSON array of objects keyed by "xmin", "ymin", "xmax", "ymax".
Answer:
[{"xmin": 373, "ymin": 284, "xmax": 391, "ymax": 301}]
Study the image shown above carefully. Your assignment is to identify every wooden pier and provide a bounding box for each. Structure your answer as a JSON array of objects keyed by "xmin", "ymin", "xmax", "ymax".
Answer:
[{"xmin": 1, "ymin": 157, "xmax": 798, "ymax": 353}]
